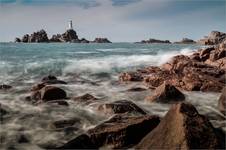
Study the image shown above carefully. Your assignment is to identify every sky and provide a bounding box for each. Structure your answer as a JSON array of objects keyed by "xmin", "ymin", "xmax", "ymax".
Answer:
[{"xmin": 0, "ymin": 0, "xmax": 225, "ymax": 42}]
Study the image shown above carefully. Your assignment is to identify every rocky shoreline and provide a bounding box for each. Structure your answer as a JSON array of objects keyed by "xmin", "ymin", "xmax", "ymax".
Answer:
[
  {"xmin": 1, "ymin": 31, "xmax": 225, "ymax": 149},
  {"xmin": 15, "ymin": 29, "xmax": 112, "ymax": 43}
]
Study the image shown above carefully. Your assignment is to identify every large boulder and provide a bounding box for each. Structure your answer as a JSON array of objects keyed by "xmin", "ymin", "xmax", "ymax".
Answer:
[
  {"xmin": 146, "ymin": 82, "xmax": 185, "ymax": 103},
  {"xmin": 218, "ymin": 87, "xmax": 226, "ymax": 115},
  {"xmin": 97, "ymin": 100, "xmax": 147, "ymax": 115},
  {"xmin": 59, "ymin": 114, "xmax": 160, "ymax": 149},
  {"xmin": 40, "ymin": 86, "xmax": 67, "ymax": 101},
  {"xmin": 136, "ymin": 102, "xmax": 224, "ymax": 149},
  {"xmin": 198, "ymin": 31, "xmax": 226, "ymax": 45}
]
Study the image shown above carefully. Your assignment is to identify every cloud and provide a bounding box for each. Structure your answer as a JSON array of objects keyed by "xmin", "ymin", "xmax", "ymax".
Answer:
[
  {"xmin": 111, "ymin": 0, "xmax": 141, "ymax": 6},
  {"xmin": 0, "ymin": 0, "xmax": 225, "ymax": 42}
]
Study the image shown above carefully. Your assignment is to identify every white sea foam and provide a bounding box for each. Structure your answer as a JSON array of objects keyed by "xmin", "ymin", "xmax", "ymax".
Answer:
[{"xmin": 63, "ymin": 47, "xmax": 196, "ymax": 74}]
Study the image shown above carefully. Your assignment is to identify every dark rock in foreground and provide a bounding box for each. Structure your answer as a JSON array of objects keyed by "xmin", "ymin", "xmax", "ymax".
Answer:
[
  {"xmin": 58, "ymin": 114, "xmax": 160, "ymax": 149},
  {"xmin": 136, "ymin": 102, "xmax": 224, "ymax": 149},
  {"xmin": 40, "ymin": 86, "xmax": 67, "ymax": 101},
  {"xmin": 137, "ymin": 38, "xmax": 171, "ymax": 44},
  {"xmin": 174, "ymin": 38, "xmax": 196, "ymax": 44},
  {"xmin": 97, "ymin": 100, "xmax": 147, "ymax": 115},
  {"xmin": 218, "ymin": 87, "xmax": 226, "ymax": 115},
  {"xmin": 146, "ymin": 82, "xmax": 185, "ymax": 103}
]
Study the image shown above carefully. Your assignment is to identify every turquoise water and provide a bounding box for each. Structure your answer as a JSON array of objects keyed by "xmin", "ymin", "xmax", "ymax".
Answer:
[
  {"xmin": 0, "ymin": 43, "xmax": 202, "ymax": 84},
  {"xmin": 1, "ymin": 43, "xmax": 224, "ymax": 149}
]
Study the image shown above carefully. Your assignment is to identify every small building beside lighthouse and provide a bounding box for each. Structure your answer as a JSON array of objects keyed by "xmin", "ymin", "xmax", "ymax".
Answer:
[{"xmin": 68, "ymin": 20, "xmax": 73, "ymax": 30}]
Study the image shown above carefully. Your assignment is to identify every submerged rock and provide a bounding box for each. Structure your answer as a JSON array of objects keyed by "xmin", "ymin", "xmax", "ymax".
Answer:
[
  {"xmin": 49, "ymin": 118, "xmax": 81, "ymax": 130},
  {"xmin": 146, "ymin": 82, "xmax": 185, "ymax": 103},
  {"xmin": 218, "ymin": 87, "xmax": 226, "ymax": 115},
  {"xmin": 41, "ymin": 75, "xmax": 67, "ymax": 85},
  {"xmin": 59, "ymin": 114, "xmax": 160, "ymax": 149},
  {"xmin": 97, "ymin": 100, "xmax": 147, "ymax": 115},
  {"xmin": 119, "ymin": 72, "xmax": 144, "ymax": 82},
  {"xmin": 73, "ymin": 93, "xmax": 98, "ymax": 104},
  {"xmin": 40, "ymin": 86, "xmax": 67, "ymax": 101},
  {"xmin": 0, "ymin": 84, "xmax": 12, "ymax": 90},
  {"xmin": 136, "ymin": 102, "xmax": 224, "ymax": 149}
]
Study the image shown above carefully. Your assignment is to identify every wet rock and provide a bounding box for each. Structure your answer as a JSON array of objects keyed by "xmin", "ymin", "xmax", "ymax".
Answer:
[
  {"xmin": 46, "ymin": 100, "xmax": 69, "ymax": 106},
  {"xmin": 58, "ymin": 134, "xmax": 96, "ymax": 149},
  {"xmin": 0, "ymin": 103, "xmax": 8, "ymax": 116},
  {"xmin": 218, "ymin": 87, "xmax": 226, "ymax": 115},
  {"xmin": 126, "ymin": 87, "xmax": 147, "ymax": 92},
  {"xmin": 40, "ymin": 86, "xmax": 67, "ymax": 101},
  {"xmin": 174, "ymin": 38, "xmax": 196, "ymax": 44},
  {"xmin": 73, "ymin": 93, "xmax": 98, "ymax": 104},
  {"xmin": 49, "ymin": 34, "xmax": 62, "ymax": 42},
  {"xmin": 41, "ymin": 75, "xmax": 67, "ymax": 85},
  {"xmin": 119, "ymin": 72, "xmax": 144, "ymax": 82},
  {"xmin": 17, "ymin": 134, "xmax": 29, "ymax": 143},
  {"xmin": 136, "ymin": 102, "xmax": 224, "ymax": 149},
  {"xmin": 97, "ymin": 100, "xmax": 147, "ymax": 115},
  {"xmin": 146, "ymin": 82, "xmax": 185, "ymax": 103},
  {"xmin": 0, "ymin": 84, "xmax": 12, "ymax": 90},
  {"xmin": 59, "ymin": 114, "xmax": 160, "ymax": 149},
  {"xmin": 92, "ymin": 38, "xmax": 111, "ymax": 43},
  {"xmin": 137, "ymin": 38, "xmax": 171, "ymax": 44},
  {"xmin": 50, "ymin": 118, "xmax": 81, "ymax": 130}
]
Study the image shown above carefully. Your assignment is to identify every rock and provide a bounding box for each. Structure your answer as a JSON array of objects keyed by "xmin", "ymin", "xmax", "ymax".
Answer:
[
  {"xmin": 61, "ymin": 29, "xmax": 78, "ymax": 42},
  {"xmin": 0, "ymin": 103, "xmax": 8, "ymax": 116},
  {"xmin": 50, "ymin": 118, "xmax": 81, "ymax": 130},
  {"xmin": 14, "ymin": 37, "xmax": 21, "ymax": 43},
  {"xmin": 40, "ymin": 86, "xmax": 67, "ymax": 101},
  {"xmin": 0, "ymin": 84, "xmax": 12, "ymax": 90},
  {"xmin": 28, "ymin": 29, "xmax": 49, "ymax": 42},
  {"xmin": 137, "ymin": 38, "xmax": 171, "ymax": 44},
  {"xmin": 21, "ymin": 34, "xmax": 29, "ymax": 42},
  {"xmin": 49, "ymin": 34, "xmax": 62, "ymax": 42},
  {"xmin": 46, "ymin": 100, "xmax": 69, "ymax": 106},
  {"xmin": 41, "ymin": 75, "xmax": 67, "ymax": 85},
  {"xmin": 126, "ymin": 87, "xmax": 147, "ymax": 92},
  {"xmin": 73, "ymin": 93, "xmax": 98, "ymax": 104},
  {"xmin": 59, "ymin": 114, "xmax": 160, "ymax": 149},
  {"xmin": 79, "ymin": 38, "xmax": 89, "ymax": 43},
  {"xmin": 198, "ymin": 31, "xmax": 226, "ymax": 45},
  {"xmin": 57, "ymin": 134, "xmax": 96, "ymax": 149},
  {"xmin": 97, "ymin": 100, "xmax": 147, "ymax": 115},
  {"xmin": 174, "ymin": 38, "xmax": 196, "ymax": 44},
  {"xmin": 146, "ymin": 82, "xmax": 185, "ymax": 103},
  {"xmin": 92, "ymin": 38, "xmax": 111, "ymax": 43},
  {"xmin": 119, "ymin": 72, "xmax": 144, "ymax": 82},
  {"xmin": 136, "ymin": 102, "xmax": 224, "ymax": 149},
  {"xmin": 218, "ymin": 87, "xmax": 226, "ymax": 115}
]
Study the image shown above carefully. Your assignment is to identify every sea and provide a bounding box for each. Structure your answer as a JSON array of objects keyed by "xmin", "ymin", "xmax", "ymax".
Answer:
[{"xmin": 0, "ymin": 43, "xmax": 225, "ymax": 149}]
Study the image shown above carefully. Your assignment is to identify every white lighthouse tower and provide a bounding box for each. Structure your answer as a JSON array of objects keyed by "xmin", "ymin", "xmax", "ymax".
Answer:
[{"xmin": 68, "ymin": 20, "xmax": 73, "ymax": 30}]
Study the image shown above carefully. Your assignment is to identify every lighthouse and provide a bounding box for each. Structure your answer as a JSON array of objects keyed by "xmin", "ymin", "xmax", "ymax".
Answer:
[{"xmin": 68, "ymin": 20, "xmax": 73, "ymax": 30}]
